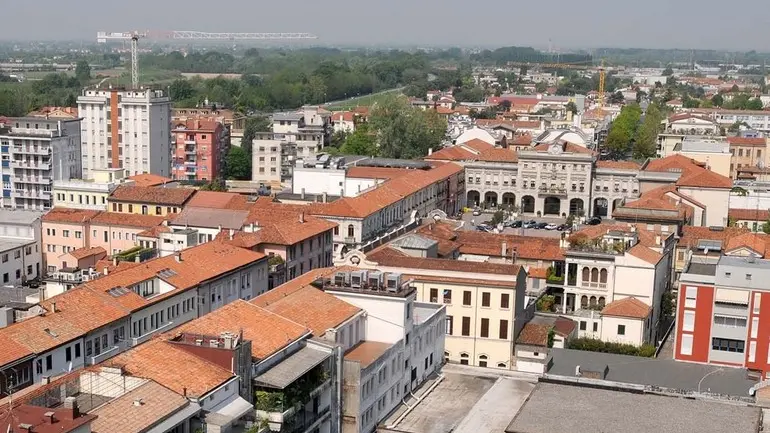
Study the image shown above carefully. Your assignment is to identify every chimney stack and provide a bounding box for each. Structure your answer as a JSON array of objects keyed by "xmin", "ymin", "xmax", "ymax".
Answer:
[
  {"xmin": 322, "ymin": 192, "xmax": 328, "ymax": 203},
  {"xmin": 112, "ymin": 257, "xmax": 118, "ymax": 266},
  {"xmin": 301, "ymin": 188, "xmax": 306, "ymax": 200},
  {"xmin": 64, "ymin": 396, "xmax": 79, "ymax": 419},
  {"xmin": 428, "ymin": 148, "xmax": 433, "ymax": 156},
  {"xmin": 103, "ymin": 267, "xmax": 109, "ymax": 276},
  {"xmin": 38, "ymin": 286, "xmax": 45, "ymax": 302},
  {"xmin": 175, "ymin": 252, "xmax": 182, "ymax": 263},
  {"xmin": 501, "ymin": 241, "xmax": 508, "ymax": 257},
  {"xmin": 299, "ymin": 212, "xmax": 305, "ymax": 224},
  {"xmin": 44, "ymin": 411, "xmax": 56, "ymax": 424},
  {"xmin": 51, "ymin": 302, "xmax": 57, "ymax": 313}
]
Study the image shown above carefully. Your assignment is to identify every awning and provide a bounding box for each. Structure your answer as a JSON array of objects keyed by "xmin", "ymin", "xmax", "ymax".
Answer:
[
  {"xmin": 147, "ymin": 402, "xmax": 201, "ymax": 433},
  {"xmin": 204, "ymin": 395, "xmax": 254, "ymax": 427},
  {"xmin": 256, "ymin": 346, "xmax": 330, "ymax": 389}
]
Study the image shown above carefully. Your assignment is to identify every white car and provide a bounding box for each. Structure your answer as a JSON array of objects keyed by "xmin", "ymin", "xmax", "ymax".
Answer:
[
  {"xmin": 472, "ymin": 209, "xmax": 482, "ymax": 216},
  {"xmin": 545, "ymin": 223, "xmax": 558, "ymax": 230}
]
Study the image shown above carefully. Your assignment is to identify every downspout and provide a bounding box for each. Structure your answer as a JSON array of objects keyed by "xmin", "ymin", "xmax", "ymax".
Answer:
[{"xmin": 335, "ymin": 343, "xmax": 343, "ymax": 433}]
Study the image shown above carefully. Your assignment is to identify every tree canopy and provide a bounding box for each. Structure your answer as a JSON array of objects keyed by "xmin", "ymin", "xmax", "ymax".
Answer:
[
  {"xmin": 633, "ymin": 103, "xmax": 664, "ymax": 159},
  {"xmin": 368, "ymin": 95, "xmax": 447, "ymax": 159},
  {"xmin": 605, "ymin": 103, "xmax": 642, "ymax": 158},
  {"xmin": 339, "ymin": 124, "xmax": 378, "ymax": 156},
  {"xmin": 224, "ymin": 146, "xmax": 251, "ymax": 180}
]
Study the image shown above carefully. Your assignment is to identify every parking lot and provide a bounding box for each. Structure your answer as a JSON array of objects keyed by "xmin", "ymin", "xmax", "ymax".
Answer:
[{"xmin": 459, "ymin": 211, "xmax": 593, "ymax": 238}]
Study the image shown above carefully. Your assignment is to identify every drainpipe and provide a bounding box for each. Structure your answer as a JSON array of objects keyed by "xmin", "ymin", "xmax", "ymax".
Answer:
[{"xmin": 335, "ymin": 343, "xmax": 342, "ymax": 433}]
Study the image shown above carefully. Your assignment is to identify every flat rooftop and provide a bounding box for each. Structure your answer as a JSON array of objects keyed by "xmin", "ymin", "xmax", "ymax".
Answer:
[
  {"xmin": 548, "ymin": 348, "xmax": 757, "ymax": 397},
  {"xmin": 506, "ymin": 382, "xmax": 760, "ymax": 433}
]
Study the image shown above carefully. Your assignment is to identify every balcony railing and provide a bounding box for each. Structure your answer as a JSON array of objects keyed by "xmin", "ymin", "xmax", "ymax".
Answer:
[
  {"xmin": 88, "ymin": 343, "xmax": 125, "ymax": 365},
  {"xmin": 580, "ymin": 281, "xmax": 608, "ymax": 289},
  {"xmin": 131, "ymin": 321, "xmax": 174, "ymax": 346},
  {"xmin": 538, "ymin": 187, "xmax": 568, "ymax": 197}
]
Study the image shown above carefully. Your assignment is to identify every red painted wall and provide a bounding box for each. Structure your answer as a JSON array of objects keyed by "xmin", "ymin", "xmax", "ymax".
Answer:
[
  {"xmin": 674, "ymin": 284, "xmax": 714, "ymax": 363},
  {"xmin": 745, "ymin": 291, "xmax": 770, "ymax": 373}
]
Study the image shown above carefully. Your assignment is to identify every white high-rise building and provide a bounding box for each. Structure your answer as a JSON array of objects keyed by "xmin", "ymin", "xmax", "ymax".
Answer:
[
  {"xmin": 77, "ymin": 88, "xmax": 171, "ymax": 179},
  {"xmin": 0, "ymin": 117, "xmax": 82, "ymax": 210}
]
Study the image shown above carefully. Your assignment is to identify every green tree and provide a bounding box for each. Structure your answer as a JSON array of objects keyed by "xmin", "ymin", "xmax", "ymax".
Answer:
[
  {"xmin": 763, "ymin": 220, "xmax": 770, "ymax": 235},
  {"xmin": 535, "ymin": 82, "xmax": 548, "ymax": 93},
  {"xmin": 491, "ymin": 210, "xmax": 505, "ymax": 226},
  {"xmin": 368, "ymin": 95, "xmax": 446, "ymax": 159},
  {"xmin": 747, "ymin": 98, "xmax": 764, "ymax": 110},
  {"xmin": 633, "ymin": 103, "xmax": 663, "ymax": 159},
  {"xmin": 240, "ymin": 116, "xmax": 270, "ymax": 154},
  {"xmin": 565, "ymin": 101, "xmax": 578, "ymax": 114},
  {"xmin": 200, "ymin": 178, "xmax": 226, "ymax": 191},
  {"xmin": 340, "ymin": 124, "xmax": 378, "ymax": 156},
  {"xmin": 605, "ymin": 103, "xmax": 642, "ymax": 157},
  {"xmin": 682, "ymin": 95, "xmax": 700, "ymax": 109},
  {"xmin": 224, "ymin": 146, "xmax": 251, "ymax": 180},
  {"xmin": 662, "ymin": 66, "xmax": 674, "ymax": 76},
  {"xmin": 711, "ymin": 93, "xmax": 724, "ymax": 107},
  {"xmin": 75, "ymin": 60, "xmax": 91, "ymax": 83},
  {"xmin": 169, "ymin": 79, "xmax": 195, "ymax": 101}
]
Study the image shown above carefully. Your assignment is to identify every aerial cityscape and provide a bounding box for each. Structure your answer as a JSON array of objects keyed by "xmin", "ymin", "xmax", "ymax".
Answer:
[{"xmin": 2, "ymin": 3, "xmax": 770, "ymax": 433}]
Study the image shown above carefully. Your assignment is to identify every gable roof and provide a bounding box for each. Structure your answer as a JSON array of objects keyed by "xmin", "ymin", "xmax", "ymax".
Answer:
[
  {"xmin": 127, "ymin": 174, "xmax": 173, "ymax": 187},
  {"xmin": 727, "ymin": 136, "xmax": 766, "ymax": 147},
  {"xmin": 172, "ymin": 300, "xmax": 309, "ymax": 360},
  {"xmin": 367, "ymin": 246, "xmax": 521, "ymax": 276},
  {"xmin": 105, "ymin": 338, "xmax": 233, "ymax": 398},
  {"xmin": 68, "ymin": 246, "xmax": 107, "ymax": 260},
  {"xmin": 89, "ymin": 380, "xmax": 189, "ymax": 433},
  {"xmin": 724, "ymin": 232, "xmax": 770, "ymax": 257},
  {"xmin": 601, "ymin": 297, "xmax": 651, "ymax": 319},
  {"xmin": 91, "ymin": 212, "xmax": 168, "ymax": 229},
  {"xmin": 627, "ymin": 244, "xmax": 663, "ymax": 265},
  {"xmin": 0, "ymin": 334, "xmax": 33, "ymax": 367},
  {"xmin": 109, "ymin": 185, "xmax": 196, "ymax": 206},
  {"xmin": 678, "ymin": 226, "xmax": 748, "ymax": 249},
  {"xmin": 42, "ymin": 207, "xmax": 101, "ymax": 224},
  {"xmin": 728, "ymin": 208, "xmax": 770, "ymax": 222}
]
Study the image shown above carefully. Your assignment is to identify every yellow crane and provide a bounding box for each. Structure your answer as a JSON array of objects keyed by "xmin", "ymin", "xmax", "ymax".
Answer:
[{"xmin": 598, "ymin": 59, "xmax": 606, "ymax": 110}]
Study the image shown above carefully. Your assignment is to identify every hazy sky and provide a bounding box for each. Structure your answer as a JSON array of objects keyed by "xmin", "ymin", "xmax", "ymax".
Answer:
[{"xmin": 3, "ymin": 0, "xmax": 770, "ymax": 51}]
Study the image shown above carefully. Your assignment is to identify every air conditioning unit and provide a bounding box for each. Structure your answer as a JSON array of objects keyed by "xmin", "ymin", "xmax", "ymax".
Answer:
[
  {"xmin": 209, "ymin": 339, "xmax": 220, "ymax": 348},
  {"xmin": 350, "ymin": 270, "xmax": 367, "ymax": 288},
  {"xmin": 195, "ymin": 339, "xmax": 203, "ymax": 346},
  {"xmin": 368, "ymin": 272, "xmax": 383, "ymax": 288},
  {"xmin": 385, "ymin": 273, "xmax": 402, "ymax": 292},
  {"xmin": 334, "ymin": 271, "xmax": 350, "ymax": 286}
]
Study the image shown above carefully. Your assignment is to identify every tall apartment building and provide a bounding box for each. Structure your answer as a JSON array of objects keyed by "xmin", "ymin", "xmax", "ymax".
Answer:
[
  {"xmin": 0, "ymin": 117, "xmax": 82, "ymax": 210},
  {"xmin": 171, "ymin": 119, "xmax": 225, "ymax": 181},
  {"xmin": 251, "ymin": 106, "xmax": 331, "ymax": 186},
  {"xmin": 77, "ymin": 88, "xmax": 171, "ymax": 179}
]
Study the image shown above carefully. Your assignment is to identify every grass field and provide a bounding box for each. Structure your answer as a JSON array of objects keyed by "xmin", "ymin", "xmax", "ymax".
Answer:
[{"xmin": 325, "ymin": 87, "xmax": 405, "ymax": 110}]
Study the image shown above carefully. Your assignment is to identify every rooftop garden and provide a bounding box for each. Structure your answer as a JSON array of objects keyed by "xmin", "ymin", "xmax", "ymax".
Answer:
[{"xmin": 568, "ymin": 233, "xmax": 630, "ymax": 255}]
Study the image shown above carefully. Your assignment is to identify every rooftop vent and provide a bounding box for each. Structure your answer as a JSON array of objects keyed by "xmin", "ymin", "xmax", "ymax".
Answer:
[{"xmin": 350, "ymin": 270, "xmax": 367, "ymax": 288}]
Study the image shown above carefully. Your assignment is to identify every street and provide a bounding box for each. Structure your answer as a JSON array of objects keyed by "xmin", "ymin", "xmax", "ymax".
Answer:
[{"xmin": 458, "ymin": 210, "xmax": 569, "ymax": 238}]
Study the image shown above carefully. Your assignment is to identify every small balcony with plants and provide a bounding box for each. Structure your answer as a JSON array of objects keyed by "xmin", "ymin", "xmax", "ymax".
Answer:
[{"xmin": 254, "ymin": 350, "xmax": 332, "ymax": 433}]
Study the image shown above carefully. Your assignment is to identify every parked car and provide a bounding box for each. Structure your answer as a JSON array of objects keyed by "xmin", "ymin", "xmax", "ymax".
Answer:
[
  {"xmin": 523, "ymin": 220, "xmax": 538, "ymax": 229},
  {"xmin": 508, "ymin": 220, "xmax": 523, "ymax": 228},
  {"xmin": 535, "ymin": 222, "xmax": 549, "ymax": 230},
  {"xmin": 588, "ymin": 216, "xmax": 602, "ymax": 225},
  {"xmin": 472, "ymin": 208, "xmax": 482, "ymax": 216},
  {"xmin": 556, "ymin": 224, "xmax": 570, "ymax": 231},
  {"xmin": 545, "ymin": 223, "xmax": 558, "ymax": 230},
  {"xmin": 477, "ymin": 224, "xmax": 493, "ymax": 232}
]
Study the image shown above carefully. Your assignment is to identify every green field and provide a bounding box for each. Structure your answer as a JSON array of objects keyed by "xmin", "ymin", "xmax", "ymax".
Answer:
[{"xmin": 325, "ymin": 87, "xmax": 405, "ymax": 111}]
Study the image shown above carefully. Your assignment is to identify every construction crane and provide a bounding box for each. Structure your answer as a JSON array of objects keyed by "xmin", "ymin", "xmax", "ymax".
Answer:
[
  {"xmin": 598, "ymin": 59, "xmax": 606, "ymax": 110},
  {"xmin": 96, "ymin": 30, "xmax": 318, "ymax": 89}
]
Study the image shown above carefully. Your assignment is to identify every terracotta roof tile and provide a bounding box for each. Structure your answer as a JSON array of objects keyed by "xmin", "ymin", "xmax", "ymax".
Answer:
[
  {"xmin": 679, "ymin": 226, "xmax": 748, "ymax": 249},
  {"xmin": 137, "ymin": 225, "xmax": 172, "ymax": 238},
  {"xmin": 42, "ymin": 207, "xmax": 101, "ymax": 224},
  {"xmin": 127, "ymin": 174, "xmax": 174, "ymax": 187},
  {"xmin": 184, "ymin": 191, "xmax": 250, "ymax": 210},
  {"xmin": 0, "ymin": 334, "xmax": 33, "ymax": 367},
  {"xmin": 553, "ymin": 316, "xmax": 576, "ymax": 337},
  {"xmin": 724, "ymin": 232, "xmax": 770, "ymax": 257},
  {"xmin": 475, "ymin": 147, "xmax": 519, "ymax": 162},
  {"xmin": 528, "ymin": 267, "xmax": 549, "ymax": 279},
  {"xmin": 627, "ymin": 244, "xmax": 663, "ymax": 264},
  {"xmin": 368, "ymin": 246, "xmax": 521, "ymax": 276},
  {"xmin": 344, "ymin": 341, "xmax": 393, "ymax": 368},
  {"xmin": 727, "ymin": 136, "xmax": 766, "ymax": 147},
  {"xmin": 425, "ymin": 146, "xmax": 477, "ymax": 161},
  {"xmin": 516, "ymin": 322, "xmax": 551, "ymax": 347},
  {"xmin": 729, "ymin": 208, "xmax": 770, "ymax": 222},
  {"xmin": 90, "ymin": 380, "xmax": 189, "ymax": 433},
  {"xmin": 173, "ymin": 300, "xmax": 309, "ymax": 360},
  {"xmin": 601, "ymin": 297, "xmax": 651, "ymax": 319},
  {"xmin": 109, "ymin": 185, "xmax": 196, "ymax": 206},
  {"xmin": 676, "ymin": 169, "xmax": 732, "ymax": 189},
  {"xmin": 68, "ymin": 246, "xmax": 107, "ymax": 260},
  {"xmin": 105, "ymin": 338, "xmax": 233, "ymax": 398},
  {"xmin": 91, "ymin": 212, "xmax": 168, "ymax": 229},
  {"xmin": 462, "ymin": 139, "xmax": 494, "ymax": 152},
  {"xmin": 251, "ymin": 267, "xmax": 362, "ymax": 337},
  {"xmin": 345, "ymin": 166, "xmax": 411, "ymax": 180},
  {"xmin": 596, "ymin": 160, "xmax": 642, "ymax": 170}
]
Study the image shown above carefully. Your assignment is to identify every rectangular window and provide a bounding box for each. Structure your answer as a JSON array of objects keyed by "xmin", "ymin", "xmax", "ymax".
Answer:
[
  {"xmin": 430, "ymin": 288, "xmax": 438, "ymax": 302},
  {"xmin": 461, "ymin": 317, "xmax": 471, "ymax": 336},
  {"xmin": 500, "ymin": 293, "xmax": 510, "ymax": 309},
  {"xmin": 579, "ymin": 321, "xmax": 586, "ymax": 331},
  {"xmin": 683, "ymin": 311, "xmax": 695, "ymax": 332},
  {"xmin": 499, "ymin": 320, "xmax": 508, "ymax": 339},
  {"xmin": 480, "ymin": 318, "xmax": 489, "ymax": 337},
  {"xmin": 752, "ymin": 317, "xmax": 759, "ymax": 338},
  {"xmin": 754, "ymin": 293, "xmax": 761, "ymax": 314},
  {"xmin": 445, "ymin": 316, "xmax": 453, "ymax": 335},
  {"xmin": 592, "ymin": 322, "xmax": 598, "ymax": 332},
  {"xmin": 443, "ymin": 289, "xmax": 452, "ymax": 304},
  {"xmin": 65, "ymin": 347, "xmax": 72, "ymax": 362},
  {"xmin": 45, "ymin": 355, "xmax": 52, "ymax": 371},
  {"xmin": 617, "ymin": 325, "xmax": 626, "ymax": 335},
  {"xmin": 463, "ymin": 291, "xmax": 471, "ymax": 306},
  {"xmin": 685, "ymin": 286, "xmax": 698, "ymax": 309},
  {"xmin": 680, "ymin": 334, "xmax": 693, "ymax": 356},
  {"xmin": 711, "ymin": 337, "xmax": 745, "ymax": 353},
  {"xmin": 750, "ymin": 341, "xmax": 757, "ymax": 363},
  {"xmin": 481, "ymin": 292, "xmax": 490, "ymax": 307}
]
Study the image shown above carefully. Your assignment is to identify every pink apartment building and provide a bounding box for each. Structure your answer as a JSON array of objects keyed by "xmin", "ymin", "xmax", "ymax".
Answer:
[
  {"xmin": 172, "ymin": 119, "xmax": 225, "ymax": 181},
  {"xmin": 42, "ymin": 208, "xmax": 166, "ymax": 272}
]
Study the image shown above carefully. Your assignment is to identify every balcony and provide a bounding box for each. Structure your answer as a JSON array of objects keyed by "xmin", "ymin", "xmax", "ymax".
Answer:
[
  {"xmin": 184, "ymin": 147, "xmax": 196, "ymax": 154},
  {"xmin": 131, "ymin": 321, "xmax": 175, "ymax": 346},
  {"xmin": 538, "ymin": 187, "xmax": 568, "ymax": 197},
  {"xmin": 88, "ymin": 343, "xmax": 125, "ymax": 365},
  {"xmin": 344, "ymin": 236, "xmax": 357, "ymax": 245},
  {"xmin": 184, "ymin": 140, "xmax": 196, "ymax": 145}
]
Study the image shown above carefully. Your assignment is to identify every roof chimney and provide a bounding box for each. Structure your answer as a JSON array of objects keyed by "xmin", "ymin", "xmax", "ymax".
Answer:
[
  {"xmin": 103, "ymin": 267, "xmax": 109, "ymax": 276},
  {"xmin": 299, "ymin": 212, "xmax": 305, "ymax": 224},
  {"xmin": 50, "ymin": 302, "xmax": 57, "ymax": 313},
  {"xmin": 175, "ymin": 252, "xmax": 182, "ymax": 263},
  {"xmin": 64, "ymin": 396, "xmax": 79, "ymax": 419},
  {"xmin": 18, "ymin": 423, "xmax": 33, "ymax": 432},
  {"xmin": 44, "ymin": 411, "xmax": 56, "ymax": 424},
  {"xmin": 501, "ymin": 241, "xmax": 508, "ymax": 257},
  {"xmin": 301, "ymin": 188, "xmax": 306, "ymax": 200},
  {"xmin": 322, "ymin": 192, "xmax": 328, "ymax": 203},
  {"xmin": 112, "ymin": 257, "xmax": 118, "ymax": 266},
  {"xmin": 133, "ymin": 399, "xmax": 144, "ymax": 407},
  {"xmin": 428, "ymin": 148, "xmax": 433, "ymax": 156}
]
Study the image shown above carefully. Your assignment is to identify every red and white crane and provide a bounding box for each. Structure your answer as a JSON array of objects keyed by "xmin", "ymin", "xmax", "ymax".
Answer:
[{"xmin": 96, "ymin": 30, "xmax": 318, "ymax": 88}]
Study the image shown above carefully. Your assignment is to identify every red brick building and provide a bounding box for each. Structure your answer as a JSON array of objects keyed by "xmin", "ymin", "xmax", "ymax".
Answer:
[{"xmin": 172, "ymin": 119, "xmax": 225, "ymax": 181}]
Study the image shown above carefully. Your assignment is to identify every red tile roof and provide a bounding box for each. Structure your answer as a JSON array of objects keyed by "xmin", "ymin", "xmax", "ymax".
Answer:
[
  {"xmin": 345, "ymin": 341, "xmax": 393, "ymax": 368},
  {"xmin": 516, "ymin": 322, "xmax": 551, "ymax": 346},
  {"xmin": 729, "ymin": 208, "xmax": 770, "ymax": 222},
  {"xmin": 475, "ymin": 147, "xmax": 519, "ymax": 163},
  {"xmin": 0, "ymin": 334, "xmax": 33, "ymax": 367},
  {"xmin": 601, "ymin": 297, "xmax": 651, "ymax": 319},
  {"xmin": 595, "ymin": 160, "xmax": 641, "ymax": 170},
  {"xmin": 42, "ymin": 207, "xmax": 101, "ymax": 224},
  {"xmin": 0, "ymin": 404, "xmax": 96, "ymax": 433},
  {"xmin": 643, "ymin": 155, "xmax": 732, "ymax": 189},
  {"xmin": 727, "ymin": 136, "xmax": 766, "ymax": 147},
  {"xmin": 462, "ymin": 138, "xmax": 494, "ymax": 152},
  {"xmin": 91, "ymin": 212, "xmax": 168, "ymax": 229},
  {"xmin": 109, "ymin": 185, "xmax": 196, "ymax": 206},
  {"xmin": 627, "ymin": 244, "xmax": 663, "ymax": 265},
  {"xmin": 172, "ymin": 300, "xmax": 309, "ymax": 360},
  {"xmin": 426, "ymin": 146, "xmax": 477, "ymax": 161},
  {"xmin": 367, "ymin": 246, "xmax": 521, "ymax": 276},
  {"xmin": 678, "ymin": 226, "xmax": 748, "ymax": 249},
  {"xmin": 184, "ymin": 191, "xmax": 250, "ymax": 209},
  {"xmin": 345, "ymin": 166, "xmax": 412, "ymax": 180},
  {"xmin": 724, "ymin": 232, "xmax": 770, "ymax": 257},
  {"xmin": 105, "ymin": 338, "xmax": 233, "ymax": 398},
  {"xmin": 128, "ymin": 174, "xmax": 174, "ymax": 187},
  {"xmin": 69, "ymin": 246, "xmax": 107, "ymax": 260}
]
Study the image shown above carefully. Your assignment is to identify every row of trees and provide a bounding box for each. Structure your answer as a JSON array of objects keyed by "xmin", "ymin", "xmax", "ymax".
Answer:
[
  {"xmin": 605, "ymin": 103, "xmax": 643, "ymax": 158},
  {"xmin": 0, "ymin": 60, "xmax": 92, "ymax": 117}
]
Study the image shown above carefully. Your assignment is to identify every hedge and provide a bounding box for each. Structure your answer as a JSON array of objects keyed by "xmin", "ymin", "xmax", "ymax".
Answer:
[{"xmin": 567, "ymin": 337, "xmax": 656, "ymax": 357}]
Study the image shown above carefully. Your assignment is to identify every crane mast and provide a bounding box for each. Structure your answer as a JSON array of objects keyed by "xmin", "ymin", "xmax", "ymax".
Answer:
[{"xmin": 96, "ymin": 30, "xmax": 318, "ymax": 88}]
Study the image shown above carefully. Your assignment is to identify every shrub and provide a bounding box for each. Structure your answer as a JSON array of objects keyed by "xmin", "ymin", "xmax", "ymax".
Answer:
[
  {"xmin": 537, "ymin": 295, "xmax": 556, "ymax": 312},
  {"xmin": 567, "ymin": 337, "xmax": 655, "ymax": 357}
]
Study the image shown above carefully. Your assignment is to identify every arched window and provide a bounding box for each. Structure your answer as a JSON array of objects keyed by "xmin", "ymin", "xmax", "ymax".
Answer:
[
  {"xmin": 479, "ymin": 354, "xmax": 488, "ymax": 368},
  {"xmin": 582, "ymin": 267, "xmax": 590, "ymax": 282},
  {"xmin": 581, "ymin": 296, "xmax": 588, "ymax": 308},
  {"xmin": 590, "ymin": 296, "xmax": 597, "ymax": 307},
  {"xmin": 600, "ymin": 269, "xmax": 608, "ymax": 284},
  {"xmin": 460, "ymin": 352, "xmax": 469, "ymax": 365},
  {"xmin": 347, "ymin": 224, "xmax": 355, "ymax": 237},
  {"xmin": 598, "ymin": 297, "xmax": 606, "ymax": 308},
  {"xmin": 591, "ymin": 268, "xmax": 599, "ymax": 283},
  {"xmin": 497, "ymin": 362, "xmax": 507, "ymax": 368}
]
